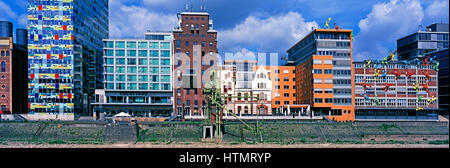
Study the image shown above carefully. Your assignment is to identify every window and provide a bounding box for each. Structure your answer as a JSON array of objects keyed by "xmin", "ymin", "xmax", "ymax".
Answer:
[
  {"xmin": 127, "ymin": 41, "xmax": 136, "ymax": 48},
  {"xmin": 283, "ymin": 70, "xmax": 289, "ymax": 74},
  {"xmin": 150, "ymin": 50, "xmax": 159, "ymax": 57},
  {"xmin": 283, "ymin": 85, "xmax": 289, "ymax": 89},
  {"xmin": 284, "ymin": 77, "xmax": 289, "ymax": 81},
  {"xmin": 283, "ymin": 93, "xmax": 289, "ymax": 97},
  {"xmin": 186, "ymin": 41, "xmax": 189, "ymax": 47},
  {"xmin": 313, "ymin": 69, "xmax": 322, "ymax": 74}
]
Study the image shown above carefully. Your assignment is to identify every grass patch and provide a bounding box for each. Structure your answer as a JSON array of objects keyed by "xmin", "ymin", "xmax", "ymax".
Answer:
[
  {"xmin": 379, "ymin": 124, "xmax": 399, "ymax": 132},
  {"xmin": 428, "ymin": 140, "xmax": 449, "ymax": 145}
]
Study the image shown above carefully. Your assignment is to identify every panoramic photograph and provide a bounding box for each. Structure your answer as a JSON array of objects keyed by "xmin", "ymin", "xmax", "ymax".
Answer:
[{"xmin": 0, "ymin": 0, "xmax": 448, "ymax": 162}]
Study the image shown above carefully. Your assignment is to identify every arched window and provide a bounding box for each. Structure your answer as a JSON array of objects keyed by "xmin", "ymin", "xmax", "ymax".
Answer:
[
  {"xmin": 5, "ymin": 51, "xmax": 9, "ymax": 56},
  {"xmin": 210, "ymin": 60, "xmax": 214, "ymax": 66},
  {"xmin": 1, "ymin": 51, "xmax": 4, "ymax": 56},
  {"xmin": 1, "ymin": 62, "xmax": 5, "ymax": 72}
]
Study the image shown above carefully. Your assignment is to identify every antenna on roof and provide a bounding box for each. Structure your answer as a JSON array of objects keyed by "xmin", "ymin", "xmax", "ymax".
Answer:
[
  {"xmin": 190, "ymin": 4, "xmax": 193, "ymax": 12},
  {"xmin": 185, "ymin": 4, "xmax": 189, "ymax": 11}
]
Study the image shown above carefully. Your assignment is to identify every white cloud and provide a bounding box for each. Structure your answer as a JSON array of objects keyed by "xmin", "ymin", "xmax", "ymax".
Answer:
[
  {"xmin": 109, "ymin": 2, "xmax": 178, "ymax": 38},
  {"xmin": 219, "ymin": 12, "xmax": 319, "ymax": 54},
  {"xmin": 354, "ymin": 0, "xmax": 424, "ymax": 61},
  {"xmin": 424, "ymin": 0, "xmax": 449, "ymax": 24},
  {"xmin": 0, "ymin": 0, "xmax": 18, "ymax": 19}
]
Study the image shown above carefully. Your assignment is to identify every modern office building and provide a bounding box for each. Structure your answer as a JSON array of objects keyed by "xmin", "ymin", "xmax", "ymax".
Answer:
[
  {"xmin": 0, "ymin": 21, "xmax": 28, "ymax": 114},
  {"xmin": 92, "ymin": 32, "xmax": 174, "ymax": 117},
  {"xmin": 288, "ymin": 29, "xmax": 354, "ymax": 122},
  {"xmin": 173, "ymin": 7, "xmax": 218, "ymax": 117},
  {"xmin": 353, "ymin": 60, "xmax": 439, "ymax": 120},
  {"xmin": 397, "ymin": 23, "xmax": 449, "ymax": 60},
  {"xmin": 425, "ymin": 48, "xmax": 449, "ymax": 115},
  {"xmin": 28, "ymin": 0, "xmax": 109, "ymax": 115}
]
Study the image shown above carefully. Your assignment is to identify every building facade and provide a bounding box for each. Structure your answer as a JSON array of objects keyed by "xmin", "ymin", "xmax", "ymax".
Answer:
[
  {"xmin": 28, "ymin": 0, "xmax": 109, "ymax": 115},
  {"xmin": 397, "ymin": 23, "xmax": 449, "ymax": 60},
  {"xmin": 0, "ymin": 37, "xmax": 12, "ymax": 114},
  {"xmin": 262, "ymin": 66, "xmax": 296, "ymax": 114},
  {"xmin": 173, "ymin": 8, "xmax": 218, "ymax": 117},
  {"xmin": 353, "ymin": 61, "xmax": 439, "ymax": 120},
  {"xmin": 0, "ymin": 21, "xmax": 29, "ymax": 114},
  {"xmin": 92, "ymin": 32, "xmax": 174, "ymax": 117},
  {"xmin": 425, "ymin": 48, "xmax": 449, "ymax": 115},
  {"xmin": 288, "ymin": 29, "xmax": 354, "ymax": 122}
]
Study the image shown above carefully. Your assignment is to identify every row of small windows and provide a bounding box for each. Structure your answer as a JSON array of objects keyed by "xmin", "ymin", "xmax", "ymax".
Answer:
[
  {"xmin": 0, "ymin": 51, "xmax": 10, "ymax": 57},
  {"xmin": 104, "ymin": 41, "xmax": 170, "ymax": 49},
  {"xmin": 314, "ymin": 98, "xmax": 352, "ymax": 104},
  {"xmin": 104, "ymin": 74, "xmax": 170, "ymax": 82},
  {"xmin": 104, "ymin": 50, "xmax": 170, "ymax": 57},
  {"xmin": 105, "ymin": 66, "xmax": 171, "ymax": 74},
  {"xmin": 176, "ymin": 40, "xmax": 214, "ymax": 48},
  {"xmin": 105, "ymin": 83, "xmax": 170, "ymax": 91},
  {"xmin": 274, "ymin": 85, "xmax": 296, "ymax": 90},
  {"xmin": 105, "ymin": 58, "xmax": 170, "ymax": 66}
]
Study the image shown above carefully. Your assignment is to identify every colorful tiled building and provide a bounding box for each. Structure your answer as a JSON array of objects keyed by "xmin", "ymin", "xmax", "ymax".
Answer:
[
  {"xmin": 353, "ymin": 60, "xmax": 439, "ymax": 120},
  {"xmin": 288, "ymin": 29, "xmax": 354, "ymax": 122},
  {"xmin": 27, "ymin": 0, "xmax": 109, "ymax": 115}
]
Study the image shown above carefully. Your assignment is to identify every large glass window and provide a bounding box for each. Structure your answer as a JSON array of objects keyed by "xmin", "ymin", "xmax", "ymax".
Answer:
[
  {"xmin": 116, "ymin": 41, "xmax": 125, "ymax": 48},
  {"xmin": 127, "ymin": 41, "xmax": 136, "ymax": 48},
  {"xmin": 116, "ymin": 75, "xmax": 126, "ymax": 81},
  {"xmin": 139, "ymin": 67, "xmax": 149, "ymax": 73},
  {"xmin": 151, "ymin": 83, "xmax": 159, "ymax": 90},
  {"xmin": 105, "ymin": 50, "xmax": 114, "ymax": 56},
  {"xmin": 127, "ymin": 50, "xmax": 136, "ymax": 56},
  {"xmin": 116, "ymin": 66, "xmax": 126, "ymax": 73},
  {"xmin": 139, "ymin": 75, "xmax": 148, "ymax": 82},
  {"xmin": 116, "ymin": 83, "xmax": 126, "ymax": 90},
  {"xmin": 139, "ymin": 83, "xmax": 148, "ymax": 90},
  {"xmin": 161, "ymin": 67, "xmax": 170, "ymax": 74},
  {"xmin": 107, "ymin": 83, "xmax": 114, "ymax": 89},
  {"xmin": 127, "ymin": 83, "xmax": 137, "ymax": 90},
  {"xmin": 106, "ymin": 66, "xmax": 114, "ymax": 73},
  {"xmin": 127, "ymin": 75, "xmax": 137, "ymax": 81},
  {"xmin": 161, "ymin": 50, "xmax": 170, "ymax": 57},
  {"xmin": 150, "ymin": 59, "xmax": 159, "ymax": 65},
  {"xmin": 161, "ymin": 42, "xmax": 170, "ymax": 49},
  {"xmin": 161, "ymin": 75, "xmax": 170, "ymax": 82},
  {"xmin": 127, "ymin": 67, "xmax": 136, "ymax": 73},
  {"xmin": 106, "ymin": 41, "xmax": 114, "ymax": 48},
  {"xmin": 106, "ymin": 58, "xmax": 114, "ymax": 65},
  {"xmin": 161, "ymin": 59, "xmax": 170, "ymax": 65},
  {"xmin": 138, "ymin": 50, "xmax": 148, "ymax": 57},
  {"xmin": 139, "ymin": 58, "xmax": 148, "ymax": 65},
  {"xmin": 106, "ymin": 75, "xmax": 114, "ymax": 81},
  {"xmin": 138, "ymin": 42, "xmax": 148, "ymax": 48},
  {"xmin": 116, "ymin": 58, "xmax": 125, "ymax": 65},
  {"xmin": 150, "ymin": 42, "xmax": 159, "ymax": 49},
  {"xmin": 116, "ymin": 50, "xmax": 125, "ymax": 56},
  {"xmin": 150, "ymin": 75, "xmax": 159, "ymax": 82},
  {"xmin": 151, "ymin": 67, "xmax": 159, "ymax": 73},
  {"xmin": 150, "ymin": 50, "xmax": 159, "ymax": 57}
]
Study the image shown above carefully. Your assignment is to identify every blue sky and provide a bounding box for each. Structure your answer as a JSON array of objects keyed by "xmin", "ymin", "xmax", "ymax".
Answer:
[{"xmin": 1, "ymin": 0, "xmax": 448, "ymax": 63}]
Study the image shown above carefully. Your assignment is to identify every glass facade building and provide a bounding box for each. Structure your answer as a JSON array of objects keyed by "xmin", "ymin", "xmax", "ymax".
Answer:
[
  {"xmin": 92, "ymin": 32, "xmax": 174, "ymax": 117},
  {"xmin": 397, "ymin": 23, "xmax": 449, "ymax": 60},
  {"xmin": 27, "ymin": 0, "xmax": 109, "ymax": 115}
]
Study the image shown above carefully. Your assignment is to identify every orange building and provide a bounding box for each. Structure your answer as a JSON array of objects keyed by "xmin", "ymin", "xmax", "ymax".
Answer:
[
  {"xmin": 259, "ymin": 66, "xmax": 296, "ymax": 114},
  {"xmin": 288, "ymin": 29, "xmax": 354, "ymax": 122}
]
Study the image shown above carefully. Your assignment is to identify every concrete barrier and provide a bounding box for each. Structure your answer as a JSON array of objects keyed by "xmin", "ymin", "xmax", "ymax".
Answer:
[{"xmin": 22, "ymin": 113, "xmax": 75, "ymax": 121}]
